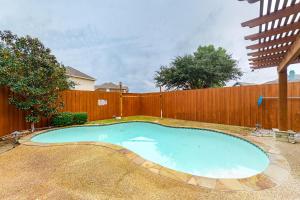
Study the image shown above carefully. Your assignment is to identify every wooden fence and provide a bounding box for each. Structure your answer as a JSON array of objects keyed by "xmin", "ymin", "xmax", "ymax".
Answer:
[
  {"xmin": 122, "ymin": 83, "xmax": 300, "ymax": 131},
  {"xmin": 60, "ymin": 90, "xmax": 120, "ymax": 121},
  {"xmin": 1, "ymin": 82, "xmax": 300, "ymax": 137},
  {"xmin": 122, "ymin": 93, "xmax": 141, "ymax": 116},
  {"xmin": 0, "ymin": 89, "xmax": 120, "ymax": 137}
]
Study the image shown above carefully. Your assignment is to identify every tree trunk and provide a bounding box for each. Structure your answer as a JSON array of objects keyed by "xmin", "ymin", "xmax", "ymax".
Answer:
[{"xmin": 31, "ymin": 122, "xmax": 35, "ymax": 132}]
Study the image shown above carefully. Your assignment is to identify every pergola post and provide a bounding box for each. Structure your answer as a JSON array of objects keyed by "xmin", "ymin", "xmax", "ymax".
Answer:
[
  {"xmin": 278, "ymin": 69, "xmax": 288, "ymax": 131},
  {"xmin": 277, "ymin": 35, "xmax": 300, "ymax": 131}
]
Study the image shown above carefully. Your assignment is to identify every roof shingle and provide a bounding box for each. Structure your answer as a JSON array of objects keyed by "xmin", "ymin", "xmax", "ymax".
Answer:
[
  {"xmin": 95, "ymin": 82, "xmax": 128, "ymax": 90},
  {"xmin": 66, "ymin": 67, "xmax": 96, "ymax": 81}
]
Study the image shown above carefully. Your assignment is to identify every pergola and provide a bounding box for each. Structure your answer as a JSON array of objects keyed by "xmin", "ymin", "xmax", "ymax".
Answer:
[{"xmin": 240, "ymin": 0, "xmax": 300, "ymax": 131}]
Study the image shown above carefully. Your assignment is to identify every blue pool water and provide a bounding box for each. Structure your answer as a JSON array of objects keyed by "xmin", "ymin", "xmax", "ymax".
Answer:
[{"xmin": 32, "ymin": 122, "xmax": 269, "ymax": 178}]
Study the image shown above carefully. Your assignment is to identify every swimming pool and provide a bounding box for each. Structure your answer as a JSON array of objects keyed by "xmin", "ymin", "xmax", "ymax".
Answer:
[{"xmin": 31, "ymin": 122, "xmax": 269, "ymax": 179}]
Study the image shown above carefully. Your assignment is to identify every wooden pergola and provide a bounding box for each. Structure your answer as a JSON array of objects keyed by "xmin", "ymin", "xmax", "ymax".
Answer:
[{"xmin": 240, "ymin": 0, "xmax": 300, "ymax": 131}]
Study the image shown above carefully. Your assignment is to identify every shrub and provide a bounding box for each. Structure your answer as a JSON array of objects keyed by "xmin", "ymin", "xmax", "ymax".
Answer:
[
  {"xmin": 51, "ymin": 112, "xmax": 74, "ymax": 127},
  {"xmin": 51, "ymin": 112, "xmax": 88, "ymax": 127},
  {"xmin": 73, "ymin": 112, "xmax": 88, "ymax": 125}
]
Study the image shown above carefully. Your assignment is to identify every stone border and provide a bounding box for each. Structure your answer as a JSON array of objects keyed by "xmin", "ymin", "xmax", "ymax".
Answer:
[{"xmin": 19, "ymin": 121, "xmax": 291, "ymax": 191}]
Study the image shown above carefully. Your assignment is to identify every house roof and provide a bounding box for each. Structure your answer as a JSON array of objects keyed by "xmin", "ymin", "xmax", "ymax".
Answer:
[
  {"xmin": 238, "ymin": 0, "xmax": 259, "ymax": 3},
  {"xmin": 264, "ymin": 74, "xmax": 300, "ymax": 84},
  {"xmin": 232, "ymin": 82, "xmax": 255, "ymax": 86},
  {"xmin": 66, "ymin": 67, "xmax": 96, "ymax": 81},
  {"xmin": 95, "ymin": 82, "xmax": 128, "ymax": 90}
]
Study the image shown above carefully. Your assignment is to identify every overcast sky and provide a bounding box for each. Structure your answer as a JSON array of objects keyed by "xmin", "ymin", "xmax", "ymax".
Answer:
[{"xmin": 1, "ymin": 0, "xmax": 299, "ymax": 92}]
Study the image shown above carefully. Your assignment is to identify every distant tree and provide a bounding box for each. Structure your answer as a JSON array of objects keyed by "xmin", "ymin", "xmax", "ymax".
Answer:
[
  {"xmin": 155, "ymin": 45, "xmax": 242, "ymax": 90},
  {"xmin": 0, "ymin": 30, "xmax": 74, "ymax": 131}
]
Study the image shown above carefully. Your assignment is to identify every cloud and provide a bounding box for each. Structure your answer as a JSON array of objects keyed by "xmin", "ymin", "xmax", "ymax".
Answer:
[{"xmin": 0, "ymin": 0, "xmax": 298, "ymax": 91}]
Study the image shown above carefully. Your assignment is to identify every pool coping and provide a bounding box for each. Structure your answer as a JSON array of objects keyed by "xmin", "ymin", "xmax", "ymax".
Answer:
[{"xmin": 19, "ymin": 121, "xmax": 291, "ymax": 191}]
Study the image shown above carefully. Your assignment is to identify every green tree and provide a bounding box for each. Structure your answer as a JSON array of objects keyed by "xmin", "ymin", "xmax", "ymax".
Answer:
[
  {"xmin": 155, "ymin": 45, "xmax": 242, "ymax": 90},
  {"xmin": 0, "ymin": 31, "xmax": 74, "ymax": 131}
]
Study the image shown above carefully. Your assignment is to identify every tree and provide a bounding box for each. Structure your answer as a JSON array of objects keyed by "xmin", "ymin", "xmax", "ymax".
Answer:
[
  {"xmin": 0, "ymin": 31, "xmax": 74, "ymax": 131},
  {"xmin": 155, "ymin": 45, "xmax": 243, "ymax": 90}
]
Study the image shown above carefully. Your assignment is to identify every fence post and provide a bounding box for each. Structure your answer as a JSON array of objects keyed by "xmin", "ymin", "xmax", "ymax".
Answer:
[
  {"xmin": 160, "ymin": 86, "xmax": 163, "ymax": 119},
  {"xmin": 119, "ymin": 82, "xmax": 123, "ymax": 118}
]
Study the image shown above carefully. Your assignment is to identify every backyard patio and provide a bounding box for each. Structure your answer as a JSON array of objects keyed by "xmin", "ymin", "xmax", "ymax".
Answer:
[
  {"xmin": 0, "ymin": 117, "xmax": 299, "ymax": 200},
  {"xmin": 1, "ymin": 0, "xmax": 300, "ymax": 199}
]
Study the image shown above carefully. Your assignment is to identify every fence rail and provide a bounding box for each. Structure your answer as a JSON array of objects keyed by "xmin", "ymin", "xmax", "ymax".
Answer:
[{"xmin": 1, "ymin": 82, "xmax": 300, "ymax": 137}]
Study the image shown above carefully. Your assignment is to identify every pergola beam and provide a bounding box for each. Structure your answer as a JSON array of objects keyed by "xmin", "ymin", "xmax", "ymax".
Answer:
[
  {"xmin": 249, "ymin": 52, "xmax": 286, "ymax": 62},
  {"xmin": 251, "ymin": 65, "xmax": 278, "ymax": 69},
  {"xmin": 245, "ymin": 22, "xmax": 300, "ymax": 41},
  {"xmin": 278, "ymin": 35, "xmax": 300, "ymax": 72},
  {"xmin": 250, "ymin": 59, "xmax": 300, "ymax": 68},
  {"xmin": 246, "ymin": 35, "xmax": 297, "ymax": 50},
  {"xmin": 249, "ymin": 55, "xmax": 284, "ymax": 62},
  {"xmin": 242, "ymin": 3, "xmax": 300, "ymax": 28},
  {"xmin": 251, "ymin": 62, "xmax": 280, "ymax": 68},
  {"xmin": 250, "ymin": 58, "xmax": 300, "ymax": 66},
  {"xmin": 248, "ymin": 45, "xmax": 290, "ymax": 57},
  {"xmin": 250, "ymin": 60, "xmax": 281, "ymax": 67}
]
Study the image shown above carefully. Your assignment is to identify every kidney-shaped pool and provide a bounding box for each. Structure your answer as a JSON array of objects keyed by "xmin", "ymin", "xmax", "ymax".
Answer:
[{"xmin": 31, "ymin": 122, "xmax": 269, "ymax": 179}]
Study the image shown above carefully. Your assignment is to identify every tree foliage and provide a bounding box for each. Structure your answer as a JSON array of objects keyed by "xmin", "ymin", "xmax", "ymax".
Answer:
[
  {"xmin": 155, "ymin": 45, "xmax": 243, "ymax": 90},
  {"xmin": 0, "ymin": 30, "xmax": 74, "ymax": 131}
]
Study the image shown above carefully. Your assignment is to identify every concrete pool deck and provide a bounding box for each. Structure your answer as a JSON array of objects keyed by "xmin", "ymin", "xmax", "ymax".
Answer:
[{"xmin": 0, "ymin": 117, "xmax": 300, "ymax": 199}]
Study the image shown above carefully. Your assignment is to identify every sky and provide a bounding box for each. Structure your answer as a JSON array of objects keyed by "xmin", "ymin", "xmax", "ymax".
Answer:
[{"xmin": 1, "ymin": 0, "xmax": 299, "ymax": 92}]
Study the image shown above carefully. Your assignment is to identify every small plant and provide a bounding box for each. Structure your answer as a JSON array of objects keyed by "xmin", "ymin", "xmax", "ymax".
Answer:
[
  {"xmin": 73, "ymin": 113, "xmax": 88, "ymax": 125},
  {"xmin": 51, "ymin": 112, "xmax": 74, "ymax": 127}
]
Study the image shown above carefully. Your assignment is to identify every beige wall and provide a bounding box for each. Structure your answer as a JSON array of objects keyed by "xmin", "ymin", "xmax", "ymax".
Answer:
[{"xmin": 69, "ymin": 77, "xmax": 95, "ymax": 91}]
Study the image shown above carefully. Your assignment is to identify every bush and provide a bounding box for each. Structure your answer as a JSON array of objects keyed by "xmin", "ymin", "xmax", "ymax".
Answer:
[
  {"xmin": 51, "ymin": 112, "xmax": 74, "ymax": 127},
  {"xmin": 73, "ymin": 112, "xmax": 88, "ymax": 125},
  {"xmin": 51, "ymin": 112, "xmax": 88, "ymax": 127}
]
